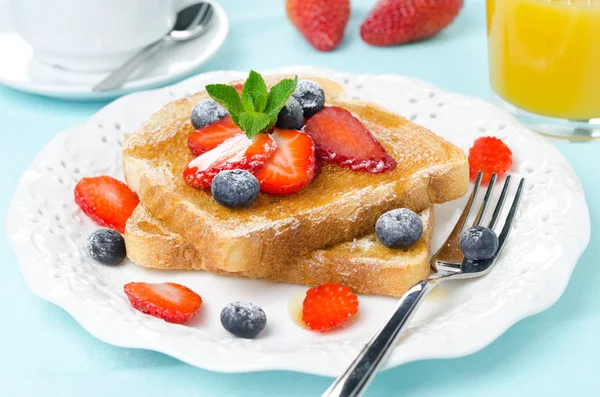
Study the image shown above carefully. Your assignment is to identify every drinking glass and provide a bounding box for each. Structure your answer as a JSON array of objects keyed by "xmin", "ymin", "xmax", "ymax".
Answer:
[{"xmin": 487, "ymin": 0, "xmax": 600, "ymax": 140}]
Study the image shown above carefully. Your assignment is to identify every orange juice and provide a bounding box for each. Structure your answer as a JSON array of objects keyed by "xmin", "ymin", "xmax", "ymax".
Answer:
[{"xmin": 487, "ymin": 0, "xmax": 600, "ymax": 120}]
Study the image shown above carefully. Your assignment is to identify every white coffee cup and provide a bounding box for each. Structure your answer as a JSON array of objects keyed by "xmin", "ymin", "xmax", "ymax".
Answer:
[{"xmin": 11, "ymin": 0, "xmax": 191, "ymax": 72}]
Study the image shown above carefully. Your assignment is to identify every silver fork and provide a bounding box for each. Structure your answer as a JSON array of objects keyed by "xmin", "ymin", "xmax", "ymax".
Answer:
[{"xmin": 322, "ymin": 171, "xmax": 525, "ymax": 397}]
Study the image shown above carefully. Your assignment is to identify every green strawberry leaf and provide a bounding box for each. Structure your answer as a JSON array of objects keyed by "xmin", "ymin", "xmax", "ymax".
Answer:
[
  {"xmin": 205, "ymin": 84, "xmax": 244, "ymax": 125},
  {"xmin": 264, "ymin": 76, "xmax": 298, "ymax": 120},
  {"xmin": 238, "ymin": 112, "xmax": 271, "ymax": 138},
  {"xmin": 241, "ymin": 70, "xmax": 268, "ymax": 113}
]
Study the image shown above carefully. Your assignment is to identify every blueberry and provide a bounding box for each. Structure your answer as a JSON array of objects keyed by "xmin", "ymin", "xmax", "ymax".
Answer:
[
  {"xmin": 460, "ymin": 226, "xmax": 499, "ymax": 260},
  {"xmin": 276, "ymin": 97, "xmax": 304, "ymax": 130},
  {"xmin": 291, "ymin": 80, "xmax": 326, "ymax": 118},
  {"xmin": 87, "ymin": 229, "xmax": 126, "ymax": 266},
  {"xmin": 191, "ymin": 99, "xmax": 228, "ymax": 129},
  {"xmin": 375, "ymin": 209, "xmax": 423, "ymax": 249},
  {"xmin": 211, "ymin": 170, "xmax": 260, "ymax": 209},
  {"xmin": 220, "ymin": 301, "xmax": 267, "ymax": 339}
]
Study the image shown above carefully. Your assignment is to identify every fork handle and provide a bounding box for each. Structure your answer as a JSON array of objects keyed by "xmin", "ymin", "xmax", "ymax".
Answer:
[{"xmin": 322, "ymin": 276, "xmax": 442, "ymax": 397}]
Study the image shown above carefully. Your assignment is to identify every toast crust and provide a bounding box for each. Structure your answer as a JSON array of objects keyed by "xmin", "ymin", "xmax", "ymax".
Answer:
[
  {"xmin": 123, "ymin": 75, "xmax": 467, "ymax": 272},
  {"xmin": 125, "ymin": 205, "xmax": 433, "ymax": 297}
]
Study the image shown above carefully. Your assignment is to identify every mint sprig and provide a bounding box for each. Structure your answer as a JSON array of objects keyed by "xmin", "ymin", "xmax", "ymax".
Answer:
[{"xmin": 205, "ymin": 70, "xmax": 298, "ymax": 139}]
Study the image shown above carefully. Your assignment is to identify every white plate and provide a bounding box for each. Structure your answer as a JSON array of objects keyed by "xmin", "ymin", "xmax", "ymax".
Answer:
[
  {"xmin": 0, "ymin": 0, "xmax": 228, "ymax": 100},
  {"xmin": 6, "ymin": 67, "xmax": 590, "ymax": 376}
]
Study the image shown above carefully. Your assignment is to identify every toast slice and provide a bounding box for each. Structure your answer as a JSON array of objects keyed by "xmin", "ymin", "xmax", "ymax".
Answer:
[
  {"xmin": 123, "ymin": 74, "xmax": 467, "ymax": 272},
  {"xmin": 124, "ymin": 205, "xmax": 433, "ymax": 297}
]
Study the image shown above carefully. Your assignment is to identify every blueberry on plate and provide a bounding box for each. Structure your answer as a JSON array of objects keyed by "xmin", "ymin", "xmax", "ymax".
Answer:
[
  {"xmin": 211, "ymin": 169, "xmax": 260, "ymax": 209},
  {"xmin": 375, "ymin": 208, "xmax": 423, "ymax": 249},
  {"xmin": 87, "ymin": 229, "xmax": 126, "ymax": 266},
  {"xmin": 291, "ymin": 80, "xmax": 326, "ymax": 118},
  {"xmin": 191, "ymin": 99, "xmax": 228, "ymax": 129},
  {"xmin": 221, "ymin": 301, "xmax": 267, "ymax": 339},
  {"xmin": 460, "ymin": 226, "xmax": 499, "ymax": 260},
  {"xmin": 276, "ymin": 97, "xmax": 304, "ymax": 130}
]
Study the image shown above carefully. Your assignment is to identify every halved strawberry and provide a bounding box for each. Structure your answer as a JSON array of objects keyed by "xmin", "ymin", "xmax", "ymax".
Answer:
[
  {"xmin": 124, "ymin": 282, "xmax": 202, "ymax": 324},
  {"xmin": 254, "ymin": 129, "xmax": 315, "ymax": 195},
  {"xmin": 304, "ymin": 106, "xmax": 397, "ymax": 173},
  {"xmin": 183, "ymin": 133, "xmax": 277, "ymax": 189},
  {"xmin": 188, "ymin": 115, "xmax": 242, "ymax": 156},
  {"xmin": 74, "ymin": 176, "xmax": 139, "ymax": 233}
]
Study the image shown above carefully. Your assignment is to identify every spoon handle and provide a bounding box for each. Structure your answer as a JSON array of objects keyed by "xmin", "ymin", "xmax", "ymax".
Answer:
[
  {"xmin": 92, "ymin": 39, "xmax": 166, "ymax": 92},
  {"xmin": 322, "ymin": 276, "xmax": 442, "ymax": 397}
]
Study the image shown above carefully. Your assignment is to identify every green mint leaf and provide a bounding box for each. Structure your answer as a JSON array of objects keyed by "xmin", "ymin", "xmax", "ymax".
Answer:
[
  {"xmin": 206, "ymin": 73, "xmax": 298, "ymax": 137},
  {"xmin": 264, "ymin": 76, "xmax": 298, "ymax": 120},
  {"xmin": 241, "ymin": 70, "xmax": 268, "ymax": 113},
  {"xmin": 238, "ymin": 112, "xmax": 271, "ymax": 138},
  {"xmin": 205, "ymin": 84, "xmax": 244, "ymax": 125}
]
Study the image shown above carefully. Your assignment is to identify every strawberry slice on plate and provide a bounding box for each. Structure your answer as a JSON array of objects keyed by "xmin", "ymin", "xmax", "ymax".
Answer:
[
  {"xmin": 124, "ymin": 282, "xmax": 203, "ymax": 324},
  {"xmin": 255, "ymin": 129, "xmax": 315, "ymax": 196},
  {"xmin": 183, "ymin": 133, "xmax": 277, "ymax": 189},
  {"xmin": 302, "ymin": 283, "xmax": 359, "ymax": 331},
  {"xmin": 74, "ymin": 176, "xmax": 139, "ymax": 233},
  {"xmin": 188, "ymin": 115, "xmax": 242, "ymax": 156},
  {"xmin": 304, "ymin": 106, "xmax": 397, "ymax": 173}
]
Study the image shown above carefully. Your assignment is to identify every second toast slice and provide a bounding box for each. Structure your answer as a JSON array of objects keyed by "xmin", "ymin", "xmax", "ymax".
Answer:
[
  {"xmin": 123, "ymin": 75, "xmax": 467, "ymax": 272},
  {"xmin": 125, "ymin": 205, "xmax": 433, "ymax": 297}
]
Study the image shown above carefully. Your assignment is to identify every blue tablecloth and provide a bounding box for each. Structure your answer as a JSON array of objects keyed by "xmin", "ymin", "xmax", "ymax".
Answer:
[{"xmin": 1, "ymin": 1, "xmax": 598, "ymax": 396}]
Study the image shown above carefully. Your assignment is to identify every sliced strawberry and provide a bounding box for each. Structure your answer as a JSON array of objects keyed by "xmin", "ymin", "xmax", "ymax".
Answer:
[
  {"xmin": 74, "ymin": 176, "xmax": 139, "ymax": 233},
  {"xmin": 469, "ymin": 137, "xmax": 512, "ymax": 183},
  {"xmin": 232, "ymin": 83, "xmax": 243, "ymax": 95},
  {"xmin": 188, "ymin": 115, "xmax": 242, "ymax": 156},
  {"xmin": 302, "ymin": 283, "xmax": 359, "ymax": 331},
  {"xmin": 254, "ymin": 129, "xmax": 315, "ymax": 196},
  {"xmin": 124, "ymin": 282, "xmax": 202, "ymax": 324},
  {"xmin": 304, "ymin": 106, "xmax": 397, "ymax": 173},
  {"xmin": 183, "ymin": 133, "xmax": 277, "ymax": 189}
]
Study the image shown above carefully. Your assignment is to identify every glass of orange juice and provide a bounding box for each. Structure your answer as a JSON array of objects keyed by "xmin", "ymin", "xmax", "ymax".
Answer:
[{"xmin": 487, "ymin": 0, "xmax": 600, "ymax": 139}]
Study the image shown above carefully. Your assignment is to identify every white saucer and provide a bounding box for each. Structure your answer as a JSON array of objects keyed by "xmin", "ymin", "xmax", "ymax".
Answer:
[{"xmin": 0, "ymin": 0, "xmax": 228, "ymax": 100}]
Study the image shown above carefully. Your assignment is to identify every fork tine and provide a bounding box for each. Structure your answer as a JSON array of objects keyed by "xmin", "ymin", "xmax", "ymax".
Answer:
[
  {"xmin": 473, "ymin": 173, "xmax": 497, "ymax": 226},
  {"xmin": 487, "ymin": 175, "xmax": 512, "ymax": 230},
  {"xmin": 451, "ymin": 170, "xmax": 483, "ymax": 236},
  {"xmin": 496, "ymin": 178, "xmax": 525, "ymax": 249}
]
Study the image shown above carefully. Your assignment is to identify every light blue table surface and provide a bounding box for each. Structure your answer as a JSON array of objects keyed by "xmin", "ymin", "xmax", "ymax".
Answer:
[{"xmin": 1, "ymin": 1, "xmax": 598, "ymax": 396}]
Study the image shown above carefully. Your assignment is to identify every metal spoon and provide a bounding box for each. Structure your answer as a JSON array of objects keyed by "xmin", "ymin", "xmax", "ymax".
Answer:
[{"xmin": 92, "ymin": 2, "xmax": 213, "ymax": 92}]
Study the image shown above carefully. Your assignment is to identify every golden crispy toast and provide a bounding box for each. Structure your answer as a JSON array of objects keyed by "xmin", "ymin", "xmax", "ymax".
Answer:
[
  {"xmin": 123, "ymin": 75, "xmax": 467, "ymax": 272},
  {"xmin": 125, "ymin": 205, "xmax": 433, "ymax": 297}
]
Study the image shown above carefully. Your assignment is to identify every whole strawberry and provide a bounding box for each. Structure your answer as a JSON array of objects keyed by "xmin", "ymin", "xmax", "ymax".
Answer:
[
  {"xmin": 286, "ymin": 0, "xmax": 350, "ymax": 51},
  {"xmin": 360, "ymin": 0, "xmax": 463, "ymax": 46}
]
